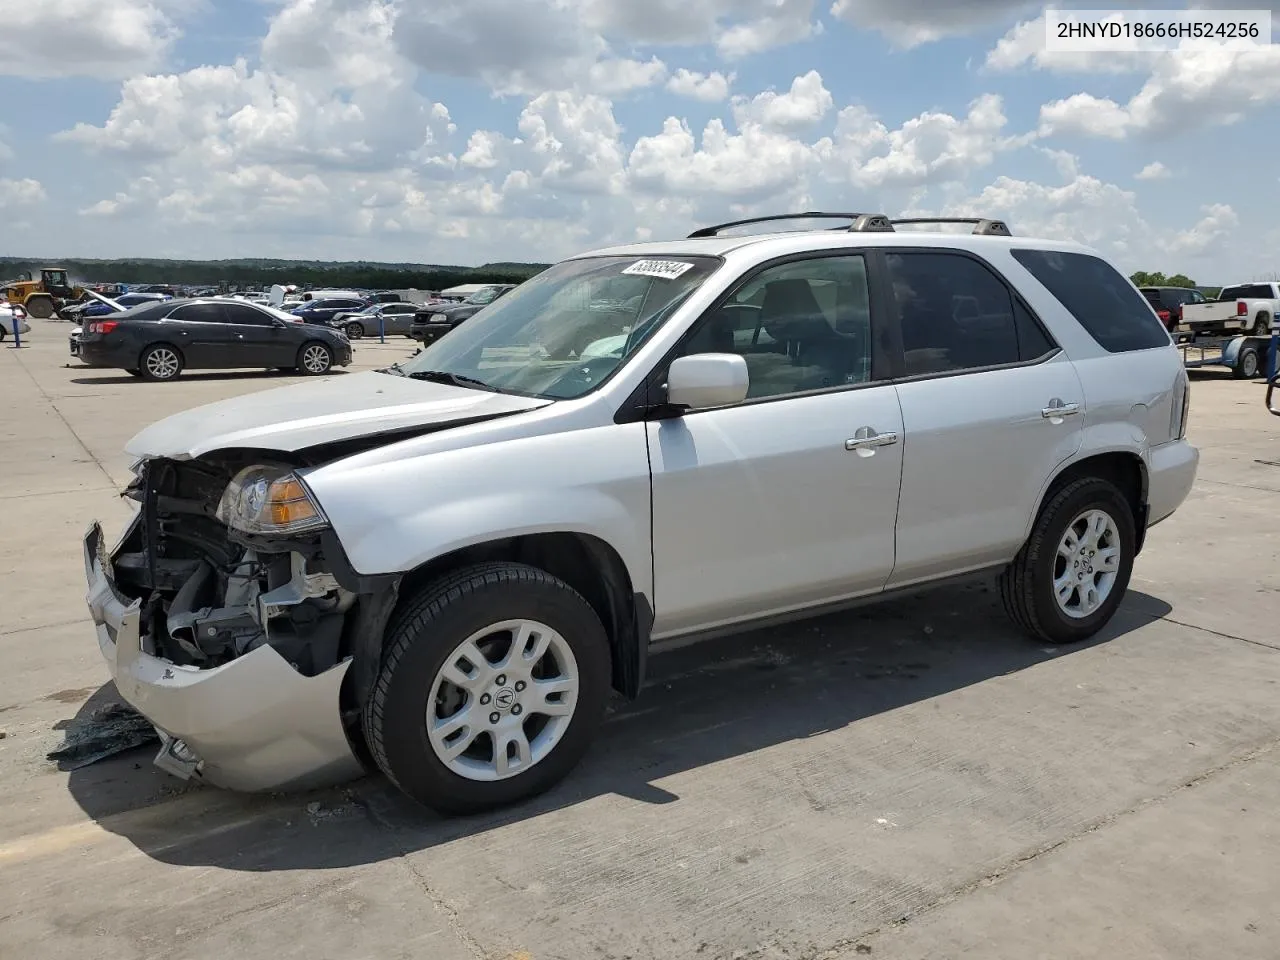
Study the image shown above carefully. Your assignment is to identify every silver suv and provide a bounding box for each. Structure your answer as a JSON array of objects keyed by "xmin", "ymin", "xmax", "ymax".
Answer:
[{"xmin": 83, "ymin": 213, "xmax": 1198, "ymax": 814}]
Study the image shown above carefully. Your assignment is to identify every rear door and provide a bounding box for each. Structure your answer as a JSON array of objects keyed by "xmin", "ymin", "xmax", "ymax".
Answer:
[
  {"xmin": 382, "ymin": 303, "xmax": 416, "ymax": 334},
  {"xmin": 163, "ymin": 302, "xmax": 232, "ymax": 367},
  {"xmin": 880, "ymin": 248, "xmax": 1084, "ymax": 587},
  {"xmin": 221, "ymin": 303, "xmax": 295, "ymax": 367}
]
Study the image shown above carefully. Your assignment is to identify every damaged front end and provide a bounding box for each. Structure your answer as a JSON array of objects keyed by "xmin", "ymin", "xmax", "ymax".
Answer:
[{"xmin": 84, "ymin": 453, "xmax": 399, "ymax": 791}]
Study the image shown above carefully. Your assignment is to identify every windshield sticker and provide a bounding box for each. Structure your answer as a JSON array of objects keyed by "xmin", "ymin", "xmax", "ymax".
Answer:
[{"xmin": 622, "ymin": 259, "xmax": 696, "ymax": 280}]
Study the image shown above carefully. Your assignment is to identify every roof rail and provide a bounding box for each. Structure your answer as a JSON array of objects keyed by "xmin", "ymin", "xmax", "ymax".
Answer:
[
  {"xmin": 890, "ymin": 217, "xmax": 1012, "ymax": 237},
  {"xmin": 687, "ymin": 212, "xmax": 895, "ymax": 239}
]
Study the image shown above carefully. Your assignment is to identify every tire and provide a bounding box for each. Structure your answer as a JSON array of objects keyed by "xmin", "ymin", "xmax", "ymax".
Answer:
[
  {"xmin": 296, "ymin": 341, "xmax": 333, "ymax": 375},
  {"xmin": 999, "ymin": 477, "xmax": 1136, "ymax": 645},
  {"xmin": 25, "ymin": 296, "xmax": 53, "ymax": 319},
  {"xmin": 138, "ymin": 343, "xmax": 183, "ymax": 381},
  {"xmin": 1253, "ymin": 314, "xmax": 1272, "ymax": 338},
  {"xmin": 363, "ymin": 562, "xmax": 612, "ymax": 815},
  {"xmin": 345, "ymin": 321, "xmax": 364, "ymax": 339},
  {"xmin": 0, "ymin": 327, "xmax": 6, "ymax": 342},
  {"xmin": 1235, "ymin": 346, "xmax": 1260, "ymax": 380}
]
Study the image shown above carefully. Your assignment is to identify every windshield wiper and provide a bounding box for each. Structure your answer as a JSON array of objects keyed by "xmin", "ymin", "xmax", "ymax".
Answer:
[
  {"xmin": 378, "ymin": 363, "xmax": 407, "ymax": 376},
  {"xmin": 405, "ymin": 369, "xmax": 499, "ymax": 392}
]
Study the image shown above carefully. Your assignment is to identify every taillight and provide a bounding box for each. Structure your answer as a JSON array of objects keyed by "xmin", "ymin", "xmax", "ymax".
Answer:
[
  {"xmin": 90, "ymin": 320, "xmax": 120, "ymax": 334},
  {"xmin": 1238, "ymin": 301, "xmax": 1248, "ymax": 316}
]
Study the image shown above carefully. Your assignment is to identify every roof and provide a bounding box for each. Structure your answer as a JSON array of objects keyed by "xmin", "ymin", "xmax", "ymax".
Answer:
[{"xmin": 577, "ymin": 229, "xmax": 1096, "ymax": 261}]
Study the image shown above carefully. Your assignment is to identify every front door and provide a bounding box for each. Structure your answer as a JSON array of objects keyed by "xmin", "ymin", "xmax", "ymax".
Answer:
[
  {"xmin": 879, "ymin": 249, "xmax": 1085, "ymax": 587},
  {"xmin": 646, "ymin": 252, "xmax": 905, "ymax": 639},
  {"xmin": 221, "ymin": 303, "xmax": 295, "ymax": 367}
]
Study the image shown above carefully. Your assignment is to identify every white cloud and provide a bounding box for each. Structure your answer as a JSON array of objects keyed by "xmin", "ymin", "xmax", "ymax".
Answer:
[
  {"xmin": 587, "ymin": 56, "xmax": 669, "ymax": 95},
  {"xmin": 828, "ymin": 93, "xmax": 1015, "ymax": 190},
  {"xmin": 984, "ymin": 14, "xmax": 1153, "ymax": 74},
  {"xmin": 1135, "ymin": 161, "xmax": 1171, "ymax": 180},
  {"xmin": 1161, "ymin": 203, "xmax": 1238, "ymax": 257},
  {"xmin": 731, "ymin": 70, "xmax": 833, "ymax": 133},
  {"xmin": 666, "ymin": 68, "xmax": 734, "ymax": 102},
  {"xmin": 0, "ymin": 0, "xmax": 186, "ymax": 79},
  {"xmin": 0, "ymin": 178, "xmax": 46, "ymax": 207},
  {"xmin": 574, "ymin": 0, "xmax": 819, "ymax": 57},
  {"xmin": 831, "ymin": 0, "xmax": 1032, "ymax": 47},
  {"xmin": 1039, "ymin": 43, "xmax": 1280, "ymax": 138}
]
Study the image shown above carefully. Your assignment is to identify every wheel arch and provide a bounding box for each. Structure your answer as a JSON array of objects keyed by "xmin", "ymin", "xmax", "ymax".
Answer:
[
  {"xmin": 385, "ymin": 532, "xmax": 649, "ymax": 701},
  {"xmin": 1033, "ymin": 450, "xmax": 1149, "ymax": 554}
]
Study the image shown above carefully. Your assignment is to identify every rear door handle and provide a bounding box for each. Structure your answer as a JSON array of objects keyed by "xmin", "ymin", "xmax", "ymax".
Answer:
[{"xmin": 1042, "ymin": 400, "xmax": 1080, "ymax": 419}]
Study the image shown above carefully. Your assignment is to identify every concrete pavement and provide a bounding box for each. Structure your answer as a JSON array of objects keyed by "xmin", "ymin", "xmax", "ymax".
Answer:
[{"xmin": 2, "ymin": 321, "xmax": 1278, "ymax": 960}]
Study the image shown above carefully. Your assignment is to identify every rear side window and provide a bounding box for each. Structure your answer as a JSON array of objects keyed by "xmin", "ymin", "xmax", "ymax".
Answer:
[
  {"xmin": 170, "ymin": 303, "xmax": 227, "ymax": 323},
  {"xmin": 1011, "ymin": 249, "xmax": 1169, "ymax": 353},
  {"xmin": 886, "ymin": 251, "xmax": 1053, "ymax": 376}
]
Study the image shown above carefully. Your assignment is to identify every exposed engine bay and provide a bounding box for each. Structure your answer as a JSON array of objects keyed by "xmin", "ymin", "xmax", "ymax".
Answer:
[{"xmin": 114, "ymin": 453, "xmax": 357, "ymax": 678}]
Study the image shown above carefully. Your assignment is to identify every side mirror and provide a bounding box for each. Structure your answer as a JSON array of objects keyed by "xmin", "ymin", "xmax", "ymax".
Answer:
[{"xmin": 666, "ymin": 353, "xmax": 749, "ymax": 410}]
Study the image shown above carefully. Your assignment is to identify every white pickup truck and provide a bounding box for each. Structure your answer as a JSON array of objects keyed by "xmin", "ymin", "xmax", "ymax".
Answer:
[{"xmin": 1178, "ymin": 281, "xmax": 1280, "ymax": 337}]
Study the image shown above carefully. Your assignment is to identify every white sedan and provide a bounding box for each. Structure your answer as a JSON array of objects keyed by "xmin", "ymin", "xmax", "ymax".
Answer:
[{"xmin": 0, "ymin": 303, "xmax": 30, "ymax": 341}]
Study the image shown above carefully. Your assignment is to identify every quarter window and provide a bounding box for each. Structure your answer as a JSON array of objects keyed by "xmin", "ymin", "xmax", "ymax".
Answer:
[
  {"xmin": 1013, "ymin": 249, "xmax": 1170, "ymax": 352},
  {"xmin": 885, "ymin": 252, "xmax": 1026, "ymax": 376},
  {"xmin": 677, "ymin": 255, "xmax": 873, "ymax": 399}
]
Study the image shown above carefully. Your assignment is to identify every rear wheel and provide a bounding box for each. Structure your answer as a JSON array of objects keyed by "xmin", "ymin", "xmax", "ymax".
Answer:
[
  {"xmin": 296, "ymin": 341, "xmax": 333, "ymax": 375},
  {"xmin": 363, "ymin": 562, "xmax": 611, "ymax": 815},
  {"xmin": 139, "ymin": 344, "xmax": 183, "ymax": 381},
  {"xmin": 24, "ymin": 296, "xmax": 53, "ymax": 319},
  {"xmin": 1235, "ymin": 345, "xmax": 1260, "ymax": 380},
  {"xmin": 345, "ymin": 321, "xmax": 364, "ymax": 339},
  {"xmin": 1253, "ymin": 314, "xmax": 1272, "ymax": 337},
  {"xmin": 999, "ymin": 477, "xmax": 1135, "ymax": 644}
]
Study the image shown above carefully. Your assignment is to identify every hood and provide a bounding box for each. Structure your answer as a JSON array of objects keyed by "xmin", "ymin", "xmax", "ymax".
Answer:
[{"xmin": 126, "ymin": 370, "xmax": 554, "ymax": 460}]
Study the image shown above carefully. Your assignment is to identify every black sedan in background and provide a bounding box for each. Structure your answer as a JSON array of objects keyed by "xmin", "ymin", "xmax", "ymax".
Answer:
[
  {"xmin": 410, "ymin": 284, "xmax": 516, "ymax": 344},
  {"xmin": 76, "ymin": 298, "xmax": 353, "ymax": 381}
]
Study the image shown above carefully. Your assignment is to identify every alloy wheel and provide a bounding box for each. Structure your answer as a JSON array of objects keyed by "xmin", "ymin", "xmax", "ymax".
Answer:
[
  {"xmin": 302, "ymin": 344, "xmax": 331, "ymax": 373},
  {"xmin": 426, "ymin": 619, "xmax": 580, "ymax": 782},
  {"xmin": 145, "ymin": 347, "xmax": 180, "ymax": 379},
  {"xmin": 1053, "ymin": 508, "xmax": 1121, "ymax": 619}
]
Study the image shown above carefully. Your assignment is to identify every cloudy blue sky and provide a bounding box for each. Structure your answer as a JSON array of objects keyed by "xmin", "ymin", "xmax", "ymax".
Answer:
[{"xmin": 0, "ymin": 0, "xmax": 1277, "ymax": 283}]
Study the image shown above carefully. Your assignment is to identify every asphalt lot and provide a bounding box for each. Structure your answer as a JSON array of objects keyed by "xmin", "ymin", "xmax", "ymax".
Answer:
[{"xmin": 2, "ymin": 318, "xmax": 1279, "ymax": 960}]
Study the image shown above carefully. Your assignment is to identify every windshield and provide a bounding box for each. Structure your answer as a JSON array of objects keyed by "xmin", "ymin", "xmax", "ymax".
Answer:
[
  {"xmin": 396, "ymin": 255, "xmax": 722, "ymax": 399},
  {"xmin": 465, "ymin": 287, "xmax": 503, "ymax": 305}
]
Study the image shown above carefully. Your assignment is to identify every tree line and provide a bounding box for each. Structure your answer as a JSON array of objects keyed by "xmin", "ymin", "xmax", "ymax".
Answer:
[{"xmin": 1, "ymin": 256, "xmax": 550, "ymax": 291}]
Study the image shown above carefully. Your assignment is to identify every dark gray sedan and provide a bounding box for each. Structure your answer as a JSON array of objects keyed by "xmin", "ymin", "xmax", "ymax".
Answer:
[{"xmin": 77, "ymin": 298, "xmax": 353, "ymax": 381}]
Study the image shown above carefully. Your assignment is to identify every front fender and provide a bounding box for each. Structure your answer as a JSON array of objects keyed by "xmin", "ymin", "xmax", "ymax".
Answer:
[{"xmin": 303, "ymin": 422, "xmax": 654, "ymax": 598}]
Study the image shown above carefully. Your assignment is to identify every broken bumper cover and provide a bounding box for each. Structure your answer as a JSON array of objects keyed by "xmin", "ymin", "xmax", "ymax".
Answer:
[{"xmin": 83, "ymin": 520, "xmax": 365, "ymax": 792}]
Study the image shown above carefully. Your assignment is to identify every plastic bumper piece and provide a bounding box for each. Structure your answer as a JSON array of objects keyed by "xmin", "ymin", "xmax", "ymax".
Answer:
[{"xmin": 83, "ymin": 521, "xmax": 365, "ymax": 792}]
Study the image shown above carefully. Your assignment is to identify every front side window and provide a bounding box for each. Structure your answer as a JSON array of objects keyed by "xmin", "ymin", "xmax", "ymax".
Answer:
[
  {"xmin": 395, "ymin": 255, "xmax": 722, "ymax": 398},
  {"xmin": 1012, "ymin": 249, "xmax": 1170, "ymax": 353},
  {"xmin": 674, "ymin": 255, "xmax": 872, "ymax": 399},
  {"xmin": 223, "ymin": 304, "xmax": 272, "ymax": 326},
  {"xmin": 887, "ymin": 252, "xmax": 1023, "ymax": 375}
]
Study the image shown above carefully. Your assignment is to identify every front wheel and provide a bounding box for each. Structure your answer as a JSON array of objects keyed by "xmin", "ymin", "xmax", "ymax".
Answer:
[
  {"xmin": 363, "ymin": 562, "xmax": 612, "ymax": 815},
  {"xmin": 345, "ymin": 321, "xmax": 364, "ymax": 339},
  {"xmin": 999, "ymin": 477, "xmax": 1136, "ymax": 644},
  {"xmin": 24, "ymin": 296, "xmax": 53, "ymax": 319},
  {"xmin": 139, "ymin": 344, "xmax": 183, "ymax": 381},
  {"xmin": 296, "ymin": 341, "xmax": 333, "ymax": 375}
]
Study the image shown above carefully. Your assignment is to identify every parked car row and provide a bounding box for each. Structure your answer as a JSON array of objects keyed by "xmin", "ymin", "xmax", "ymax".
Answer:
[{"xmin": 409, "ymin": 284, "xmax": 517, "ymax": 343}]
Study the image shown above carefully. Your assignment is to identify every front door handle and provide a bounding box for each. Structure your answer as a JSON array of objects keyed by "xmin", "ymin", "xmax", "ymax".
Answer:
[
  {"xmin": 846, "ymin": 427, "xmax": 899, "ymax": 454},
  {"xmin": 1042, "ymin": 400, "xmax": 1080, "ymax": 419}
]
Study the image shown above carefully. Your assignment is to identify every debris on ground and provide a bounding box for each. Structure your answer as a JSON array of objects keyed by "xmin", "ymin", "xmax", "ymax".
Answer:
[{"xmin": 46, "ymin": 702, "xmax": 159, "ymax": 769}]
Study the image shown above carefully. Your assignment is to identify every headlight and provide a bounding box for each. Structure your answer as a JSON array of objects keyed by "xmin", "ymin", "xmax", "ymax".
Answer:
[{"xmin": 215, "ymin": 465, "xmax": 329, "ymax": 535}]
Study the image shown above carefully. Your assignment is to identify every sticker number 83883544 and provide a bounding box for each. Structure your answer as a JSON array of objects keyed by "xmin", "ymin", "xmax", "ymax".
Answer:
[{"xmin": 621, "ymin": 259, "xmax": 696, "ymax": 280}]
